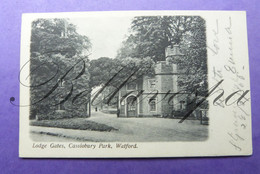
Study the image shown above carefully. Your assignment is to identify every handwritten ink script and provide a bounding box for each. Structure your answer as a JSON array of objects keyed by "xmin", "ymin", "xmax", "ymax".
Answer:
[
  {"xmin": 224, "ymin": 17, "xmax": 250, "ymax": 151},
  {"xmin": 207, "ymin": 19, "xmax": 220, "ymax": 56},
  {"xmin": 208, "ymin": 17, "xmax": 250, "ymax": 151}
]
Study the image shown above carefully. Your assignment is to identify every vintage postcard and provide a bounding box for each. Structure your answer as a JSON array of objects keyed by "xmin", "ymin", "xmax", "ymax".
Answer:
[{"xmin": 18, "ymin": 11, "xmax": 252, "ymax": 158}]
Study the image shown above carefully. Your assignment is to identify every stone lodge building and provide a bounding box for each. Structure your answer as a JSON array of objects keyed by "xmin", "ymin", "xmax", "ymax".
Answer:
[{"xmin": 118, "ymin": 45, "xmax": 189, "ymax": 118}]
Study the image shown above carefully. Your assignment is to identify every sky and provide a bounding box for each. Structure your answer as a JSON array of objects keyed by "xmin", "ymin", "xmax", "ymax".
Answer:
[{"xmin": 70, "ymin": 16, "xmax": 133, "ymax": 60}]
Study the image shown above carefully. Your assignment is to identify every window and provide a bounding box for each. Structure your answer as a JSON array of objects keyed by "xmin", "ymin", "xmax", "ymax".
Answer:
[
  {"xmin": 149, "ymin": 99, "xmax": 156, "ymax": 112},
  {"xmin": 127, "ymin": 82, "xmax": 137, "ymax": 90},
  {"xmin": 148, "ymin": 79, "xmax": 156, "ymax": 89},
  {"xmin": 180, "ymin": 101, "xmax": 186, "ymax": 110},
  {"xmin": 58, "ymin": 79, "xmax": 65, "ymax": 87},
  {"xmin": 57, "ymin": 102, "xmax": 65, "ymax": 110}
]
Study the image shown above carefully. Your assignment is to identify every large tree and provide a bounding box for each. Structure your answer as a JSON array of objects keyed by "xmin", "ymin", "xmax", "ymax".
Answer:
[
  {"xmin": 88, "ymin": 57, "xmax": 120, "ymax": 89},
  {"xmin": 31, "ymin": 19, "xmax": 91, "ymax": 58},
  {"xmin": 29, "ymin": 18, "xmax": 92, "ymax": 118},
  {"xmin": 116, "ymin": 16, "xmax": 208, "ymax": 95},
  {"xmin": 89, "ymin": 57, "xmax": 155, "ymax": 88},
  {"xmin": 89, "ymin": 57, "xmax": 155, "ymax": 106}
]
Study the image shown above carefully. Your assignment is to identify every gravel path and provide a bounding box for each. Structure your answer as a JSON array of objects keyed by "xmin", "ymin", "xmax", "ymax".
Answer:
[{"xmin": 30, "ymin": 111, "xmax": 208, "ymax": 142}]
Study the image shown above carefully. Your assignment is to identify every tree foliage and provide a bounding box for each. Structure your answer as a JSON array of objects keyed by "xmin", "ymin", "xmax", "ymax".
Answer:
[
  {"xmin": 89, "ymin": 57, "xmax": 155, "ymax": 106},
  {"xmin": 29, "ymin": 18, "xmax": 91, "ymax": 118},
  {"xmin": 89, "ymin": 57, "xmax": 155, "ymax": 89},
  {"xmin": 88, "ymin": 57, "xmax": 120, "ymax": 88},
  {"xmin": 31, "ymin": 19, "xmax": 91, "ymax": 58},
  {"xmin": 116, "ymin": 16, "xmax": 208, "ymax": 94}
]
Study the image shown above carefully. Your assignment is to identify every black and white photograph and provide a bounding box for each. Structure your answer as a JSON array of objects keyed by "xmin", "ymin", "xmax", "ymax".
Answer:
[{"xmin": 27, "ymin": 14, "xmax": 209, "ymax": 142}]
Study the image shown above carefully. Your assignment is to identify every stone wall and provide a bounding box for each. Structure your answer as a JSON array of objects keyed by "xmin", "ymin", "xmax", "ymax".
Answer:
[{"xmin": 154, "ymin": 61, "xmax": 178, "ymax": 117}]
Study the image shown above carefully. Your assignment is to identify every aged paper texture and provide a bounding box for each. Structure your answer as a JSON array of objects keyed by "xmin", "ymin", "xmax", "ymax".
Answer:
[{"xmin": 18, "ymin": 11, "xmax": 252, "ymax": 158}]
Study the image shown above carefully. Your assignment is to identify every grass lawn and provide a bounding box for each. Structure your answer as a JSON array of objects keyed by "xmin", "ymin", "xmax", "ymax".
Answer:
[{"xmin": 30, "ymin": 118, "xmax": 118, "ymax": 132}]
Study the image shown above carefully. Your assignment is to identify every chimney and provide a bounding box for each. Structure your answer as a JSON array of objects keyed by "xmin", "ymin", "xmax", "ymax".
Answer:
[
  {"xmin": 165, "ymin": 45, "xmax": 184, "ymax": 64},
  {"xmin": 61, "ymin": 20, "xmax": 68, "ymax": 38},
  {"xmin": 64, "ymin": 20, "xmax": 68, "ymax": 38}
]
